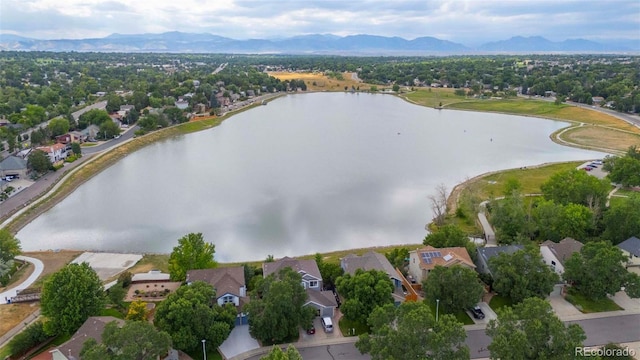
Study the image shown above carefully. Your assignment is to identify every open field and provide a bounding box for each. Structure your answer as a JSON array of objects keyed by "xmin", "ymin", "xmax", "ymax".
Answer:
[
  {"xmin": 268, "ymin": 71, "xmax": 367, "ymax": 92},
  {"xmin": 561, "ymin": 126, "xmax": 640, "ymax": 153},
  {"xmin": 401, "ymin": 88, "xmax": 460, "ymax": 108},
  {"xmin": 127, "ymin": 254, "xmax": 170, "ymax": 274},
  {"xmin": 453, "ymin": 161, "xmax": 584, "ymax": 207},
  {"xmin": 0, "ymin": 303, "xmax": 39, "ymax": 337}
]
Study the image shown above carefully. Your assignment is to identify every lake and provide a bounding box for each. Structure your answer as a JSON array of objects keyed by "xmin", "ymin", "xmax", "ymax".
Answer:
[{"xmin": 17, "ymin": 93, "xmax": 605, "ymax": 262}]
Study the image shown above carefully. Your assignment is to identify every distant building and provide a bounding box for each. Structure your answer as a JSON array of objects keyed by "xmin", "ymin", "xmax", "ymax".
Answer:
[
  {"xmin": 618, "ymin": 236, "xmax": 640, "ymax": 275},
  {"xmin": 540, "ymin": 238, "xmax": 583, "ymax": 275},
  {"xmin": 0, "ymin": 156, "xmax": 28, "ymax": 179},
  {"xmin": 36, "ymin": 143, "xmax": 68, "ymax": 163}
]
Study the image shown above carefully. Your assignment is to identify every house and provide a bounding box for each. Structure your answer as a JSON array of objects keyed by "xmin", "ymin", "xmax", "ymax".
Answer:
[
  {"xmin": 475, "ymin": 245, "xmax": 524, "ymax": 277},
  {"xmin": 175, "ymin": 97, "xmax": 189, "ymax": 110},
  {"xmin": 0, "ymin": 118, "xmax": 10, "ymax": 127},
  {"xmin": 120, "ymin": 104, "xmax": 135, "ymax": 113},
  {"xmin": 55, "ymin": 132, "xmax": 83, "ymax": 144},
  {"xmin": 81, "ymin": 124, "xmax": 100, "ymax": 141},
  {"xmin": 592, "ymin": 96, "xmax": 605, "ymax": 105},
  {"xmin": 48, "ymin": 316, "xmax": 124, "ymax": 360},
  {"xmin": 187, "ymin": 267, "xmax": 249, "ymax": 324},
  {"xmin": 263, "ymin": 257, "xmax": 337, "ymax": 317},
  {"xmin": 341, "ymin": 251, "xmax": 405, "ymax": 303},
  {"xmin": 408, "ymin": 246, "xmax": 475, "ymax": 283},
  {"xmin": 0, "ymin": 156, "xmax": 28, "ymax": 179},
  {"xmin": 540, "ymin": 237, "xmax": 584, "ymax": 274},
  {"xmin": 36, "ymin": 143, "xmax": 68, "ymax": 163},
  {"xmin": 618, "ymin": 236, "xmax": 640, "ymax": 274}
]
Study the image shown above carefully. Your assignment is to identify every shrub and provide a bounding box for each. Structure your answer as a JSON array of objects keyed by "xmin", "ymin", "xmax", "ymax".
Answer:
[
  {"xmin": 64, "ymin": 155, "xmax": 78, "ymax": 163},
  {"xmin": 118, "ymin": 271, "xmax": 132, "ymax": 287},
  {"xmin": 7, "ymin": 321, "xmax": 50, "ymax": 356}
]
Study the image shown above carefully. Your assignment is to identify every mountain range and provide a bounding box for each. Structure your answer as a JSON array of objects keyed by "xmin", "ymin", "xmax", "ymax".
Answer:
[{"xmin": 0, "ymin": 32, "xmax": 636, "ymax": 54}]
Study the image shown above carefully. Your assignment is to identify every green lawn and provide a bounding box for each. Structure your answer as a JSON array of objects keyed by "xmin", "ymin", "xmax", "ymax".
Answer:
[
  {"xmin": 99, "ymin": 307, "xmax": 126, "ymax": 319},
  {"xmin": 339, "ymin": 317, "xmax": 369, "ymax": 337},
  {"xmin": 185, "ymin": 346, "xmax": 223, "ymax": 360},
  {"xmin": 614, "ymin": 188, "xmax": 640, "ymax": 196},
  {"xmin": 427, "ymin": 302, "xmax": 475, "ymax": 325},
  {"xmin": 488, "ymin": 295, "xmax": 513, "ymax": 313},
  {"xmin": 565, "ymin": 290, "xmax": 623, "ymax": 313}
]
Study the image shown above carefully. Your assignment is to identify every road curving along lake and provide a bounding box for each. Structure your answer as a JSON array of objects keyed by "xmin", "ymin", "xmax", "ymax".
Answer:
[{"xmin": 17, "ymin": 93, "xmax": 607, "ymax": 262}]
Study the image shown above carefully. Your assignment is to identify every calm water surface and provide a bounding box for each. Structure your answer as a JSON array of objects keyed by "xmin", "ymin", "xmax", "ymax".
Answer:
[{"xmin": 17, "ymin": 93, "xmax": 605, "ymax": 261}]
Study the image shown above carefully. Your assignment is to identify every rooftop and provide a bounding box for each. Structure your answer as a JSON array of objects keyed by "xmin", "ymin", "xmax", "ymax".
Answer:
[
  {"xmin": 55, "ymin": 316, "xmax": 124, "ymax": 359},
  {"xmin": 541, "ymin": 237, "xmax": 584, "ymax": 265},
  {"xmin": 187, "ymin": 267, "xmax": 245, "ymax": 297},
  {"xmin": 618, "ymin": 236, "xmax": 640, "ymax": 258},
  {"xmin": 342, "ymin": 251, "xmax": 399, "ymax": 278},
  {"xmin": 263, "ymin": 257, "xmax": 321, "ymax": 280},
  {"xmin": 411, "ymin": 246, "xmax": 475, "ymax": 270},
  {"xmin": 0, "ymin": 156, "xmax": 27, "ymax": 170}
]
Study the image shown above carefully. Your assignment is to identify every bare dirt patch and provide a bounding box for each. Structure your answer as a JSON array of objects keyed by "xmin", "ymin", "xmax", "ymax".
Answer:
[
  {"xmin": 268, "ymin": 71, "xmax": 367, "ymax": 91},
  {"xmin": 24, "ymin": 251, "xmax": 83, "ymax": 290},
  {"xmin": 562, "ymin": 126, "xmax": 640, "ymax": 153}
]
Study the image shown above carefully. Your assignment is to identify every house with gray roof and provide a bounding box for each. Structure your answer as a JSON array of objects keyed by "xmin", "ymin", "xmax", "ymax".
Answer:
[
  {"xmin": 263, "ymin": 257, "xmax": 336, "ymax": 318},
  {"xmin": 475, "ymin": 245, "xmax": 524, "ymax": 277},
  {"xmin": 0, "ymin": 156, "xmax": 28, "ymax": 179},
  {"xmin": 49, "ymin": 316, "xmax": 124, "ymax": 360},
  {"xmin": 342, "ymin": 251, "xmax": 405, "ymax": 304},
  {"xmin": 618, "ymin": 236, "xmax": 640, "ymax": 274},
  {"xmin": 187, "ymin": 266, "xmax": 249, "ymax": 324},
  {"xmin": 540, "ymin": 238, "xmax": 583, "ymax": 275}
]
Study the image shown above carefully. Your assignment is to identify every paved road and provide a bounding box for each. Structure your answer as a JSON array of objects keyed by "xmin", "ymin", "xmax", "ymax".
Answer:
[
  {"xmin": 0, "ymin": 255, "xmax": 44, "ymax": 304},
  {"xmin": 82, "ymin": 125, "xmax": 138, "ymax": 154},
  {"xmin": 249, "ymin": 314, "xmax": 640, "ymax": 360}
]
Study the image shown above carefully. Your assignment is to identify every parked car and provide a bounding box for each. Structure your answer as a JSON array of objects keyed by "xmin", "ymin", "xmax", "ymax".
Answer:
[
  {"xmin": 469, "ymin": 306, "xmax": 485, "ymax": 319},
  {"xmin": 306, "ymin": 325, "xmax": 315, "ymax": 335},
  {"xmin": 583, "ymin": 167, "xmax": 592, "ymax": 171}
]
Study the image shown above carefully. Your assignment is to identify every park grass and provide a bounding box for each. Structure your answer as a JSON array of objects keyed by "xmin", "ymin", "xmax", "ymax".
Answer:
[
  {"xmin": 458, "ymin": 161, "xmax": 583, "ymax": 203},
  {"xmin": 81, "ymin": 143, "xmax": 97, "ymax": 147},
  {"xmin": 0, "ymin": 345, "xmax": 9, "ymax": 359},
  {"xmin": 401, "ymin": 88, "xmax": 461, "ymax": 108},
  {"xmin": 565, "ymin": 290, "xmax": 623, "ymax": 313},
  {"xmin": 488, "ymin": 295, "xmax": 513, "ymax": 313},
  {"xmin": 447, "ymin": 98, "xmax": 639, "ymax": 133},
  {"xmin": 608, "ymin": 196, "xmax": 628, "ymax": 208},
  {"xmin": 339, "ymin": 317, "xmax": 369, "ymax": 337},
  {"xmin": 561, "ymin": 125, "xmax": 640, "ymax": 153},
  {"xmin": 614, "ymin": 188, "xmax": 640, "ymax": 196},
  {"xmin": 127, "ymin": 254, "xmax": 170, "ymax": 274}
]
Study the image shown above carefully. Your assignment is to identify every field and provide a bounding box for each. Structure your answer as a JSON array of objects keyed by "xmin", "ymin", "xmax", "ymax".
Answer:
[
  {"xmin": 401, "ymin": 88, "xmax": 461, "ymax": 108},
  {"xmin": 268, "ymin": 71, "xmax": 367, "ymax": 92},
  {"xmin": 561, "ymin": 125, "xmax": 640, "ymax": 153}
]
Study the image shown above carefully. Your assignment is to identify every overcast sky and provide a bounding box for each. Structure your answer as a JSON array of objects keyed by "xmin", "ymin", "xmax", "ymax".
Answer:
[{"xmin": 1, "ymin": 0, "xmax": 639, "ymax": 45}]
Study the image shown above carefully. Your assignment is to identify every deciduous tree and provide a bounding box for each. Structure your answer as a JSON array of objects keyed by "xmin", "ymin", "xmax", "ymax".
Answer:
[
  {"xmin": 564, "ymin": 241, "xmax": 640, "ymax": 299},
  {"xmin": 422, "ymin": 265, "xmax": 484, "ymax": 314},
  {"xmin": 245, "ymin": 268, "xmax": 315, "ymax": 344},
  {"xmin": 486, "ymin": 297, "xmax": 586, "ymax": 360},
  {"xmin": 261, "ymin": 345, "xmax": 303, "ymax": 360},
  {"xmin": 336, "ymin": 269, "xmax": 394, "ymax": 324},
  {"xmin": 314, "ymin": 253, "xmax": 344, "ymax": 290},
  {"xmin": 126, "ymin": 300, "xmax": 148, "ymax": 321},
  {"xmin": 47, "ymin": 117, "xmax": 70, "ymax": 137},
  {"xmin": 168, "ymin": 232, "xmax": 217, "ymax": 281},
  {"xmin": 154, "ymin": 281, "xmax": 235, "ymax": 353},
  {"xmin": 424, "ymin": 224, "xmax": 477, "ymax": 261},
  {"xmin": 489, "ymin": 246, "xmax": 559, "ymax": 303},
  {"xmin": 602, "ymin": 194, "xmax": 640, "ymax": 244},
  {"xmin": 0, "ymin": 229, "xmax": 21, "ymax": 263},
  {"xmin": 356, "ymin": 302, "xmax": 469, "ymax": 360},
  {"xmin": 80, "ymin": 320, "xmax": 172, "ymax": 360},
  {"xmin": 41, "ymin": 263, "xmax": 105, "ymax": 335},
  {"xmin": 541, "ymin": 169, "xmax": 610, "ymax": 210},
  {"xmin": 28, "ymin": 149, "xmax": 52, "ymax": 173}
]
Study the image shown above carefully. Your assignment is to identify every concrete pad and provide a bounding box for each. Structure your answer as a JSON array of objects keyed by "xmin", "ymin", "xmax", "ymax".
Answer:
[
  {"xmin": 72, "ymin": 252, "xmax": 142, "ymax": 280},
  {"xmin": 219, "ymin": 326, "xmax": 260, "ymax": 359},
  {"xmin": 469, "ymin": 302, "xmax": 497, "ymax": 325},
  {"xmin": 611, "ymin": 291, "xmax": 640, "ymax": 312},
  {"xmin": 547, "ymin": 285, "xmax": 582, "ymax": 318}
]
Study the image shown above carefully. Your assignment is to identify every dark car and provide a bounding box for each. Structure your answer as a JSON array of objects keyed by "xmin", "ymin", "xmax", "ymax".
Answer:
[
  {"xmin": 469, "ymin": 306, "xmax": 485, "ymax": 319},
  {"xmin": 306, "ymin": 325, "xmax": 315, "ymax": 335}
]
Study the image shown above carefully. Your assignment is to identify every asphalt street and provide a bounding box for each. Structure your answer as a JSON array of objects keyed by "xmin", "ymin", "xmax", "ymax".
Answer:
[{"xmin": 245, "ymin": 314, "xmax": 640, "ymax": 360}]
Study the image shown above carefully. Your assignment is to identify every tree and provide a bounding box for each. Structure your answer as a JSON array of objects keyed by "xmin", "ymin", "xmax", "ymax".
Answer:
[
  {"xmin": 78, "ymin": 109, "xmax": 111, "ymax": 129},
  {"xmin": 164, "ymin": 107, "xmax": 187, "ymax": 124},
  {"xmin": 541, "ymin": 169, "xmax": 610, "ymax": 210},
  {"xmin": 602, "ymin": 194, "xmax": 640, "ymax": 244},
  {"xmin": 490, "ymin": 190, "xmax": 532, "ymax": 243},
  {"xmin": 80, "ymin": 320, "xmax": 172, "ymax": 360},
  {"xmin": 533, "ymin": 200, "xmax": 594, "ymax": 242},
  {"xmin": 245, "ymin": 267, "xmax": 315, "ymax": 344},
  {"xmin": 6, "ymin": 321, "xmax": 50, "ymax": 357},
  {"xmin": 424, "ymin": 224, "xmax": 477, "ymax": 261},
  {"xmin": 606, "ymin": 147, "xmax": 640, "ymax": 187},
  {"xmin": 126, "ymin": 299, "xmax": 148, "ymax": 321},
  {"xmin": 41, "ymin": 262, "xmax": 105, "ymax": 335},
  {"xmin": 422, "ymin": 265, "xmax": 484, "ymax": 314},
  {"xmin": 486, "ymin": 297, "xmax": 585, "ymax": 360},
  {"xmin": 105, "ymin": 94, "xmax": 123, "ymax": 113},
  {"xmin": 564, "ymin": 241, "xmax": 640, "ymax": 299},
  {"xmin": 489, "ymin": 246, "xmax": 559, "ymax": 303},
  {"xmin": 107, "ymin": 281, "xmax": 126, "ymax": 310},
  {"xmin": 168, "ymin": 232, "xmax": 217, "ymax": 281},
  {"xmin": 47, "ymin": 117, "xmax": 70, "ymax": 137},
  {"xmin": 71, "ymin": 142, "xmax": 82, "ymax": 156},
  {"xmin": 428, "ymin": 184, "xmax": 448, "ymax": 226},
  {"xmin": 99, "ymin": 120, "xmax": 120, "ymax": 139},
  {"xmin": 335, "ymin": 269, "xmax": 394, "ymax": 324},
  {"xmin": 261, "ymin": 345, "xmax": 303, "ymax": 360},
  {"xmin": 28, "ymin": 149, "xmax": 52, "ymax": 173},
  {"xmin": 314, "ymin": 253, "xmax": 344, "ymax": 290},
  {"xmin": 356, "ymin": 302, "xmax": 469, "ymax": 360},
  {"xmin": 385, "ymin": 247, "xmax": 409, "ymax": 274},
  {"xmin": 154, "ymin": 281, "xmax": 235, "ymax": 352},
  {"xmin": 0, "ymin": 229, "xmax": 21, "ymax": 263}
]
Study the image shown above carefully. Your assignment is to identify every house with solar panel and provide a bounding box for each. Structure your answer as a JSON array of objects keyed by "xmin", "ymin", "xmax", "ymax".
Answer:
[
  {"xmin": 263, "ymin": 257, "xmax": 338, "ymax": 318},
  {"xmin": 408, "ymin": 246, "xmax": 476, "ymax": 284}
]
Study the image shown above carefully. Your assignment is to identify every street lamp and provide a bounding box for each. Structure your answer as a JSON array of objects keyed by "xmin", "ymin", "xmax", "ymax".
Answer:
[
  {"xmin": 202, "ymin": 339, "xmax": 206, "ymax": 360},
  {"xmin": 436, "ymin": 299, "xmax": 440, "ymax": 323}
]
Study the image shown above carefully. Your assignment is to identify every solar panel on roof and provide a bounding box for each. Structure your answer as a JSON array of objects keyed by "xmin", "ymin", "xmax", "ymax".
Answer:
[{"xmin": 424, "ymin": 258, "xmax": 432, "ymax": 264}]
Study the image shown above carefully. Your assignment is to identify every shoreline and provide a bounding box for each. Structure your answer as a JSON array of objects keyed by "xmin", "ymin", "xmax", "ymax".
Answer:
[{"xmin": 2, "ymin": 90, "xmax": 628, "ymax": 246}]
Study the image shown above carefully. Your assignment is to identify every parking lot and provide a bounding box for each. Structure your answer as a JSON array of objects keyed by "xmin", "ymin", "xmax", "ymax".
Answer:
[{"xmin": 576, "ymin": 159, "xmax": 606, "ymax": 179}]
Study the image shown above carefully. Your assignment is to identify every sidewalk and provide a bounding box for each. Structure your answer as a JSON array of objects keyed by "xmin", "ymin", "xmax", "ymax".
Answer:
[
  {"xmin": 0, "ymin": 256, "xmax": 44, "ymax": 304},
  {"xmin": 228, "ymin": 336, "xmax": 358, "ymax": 360}
]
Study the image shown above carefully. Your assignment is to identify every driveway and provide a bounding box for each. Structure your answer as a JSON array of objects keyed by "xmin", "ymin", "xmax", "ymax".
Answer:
[
  {"xmin": 547, "ymin": 285, "xmax": 582, "ymax": 318},
  {"xmin": 0, "ymin": 255, "xmax": 44, "ymax": 304},
  {"xmin": 219, "ymin": 325, "xmax": 260, "ymax": 359},
  {"xmin": 468, "ymin": 302, "xmax": 497, "ymax": 325},
  {"xmin": 611, "ymin": 291, "xmax": 640, "ymax": 312}
]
